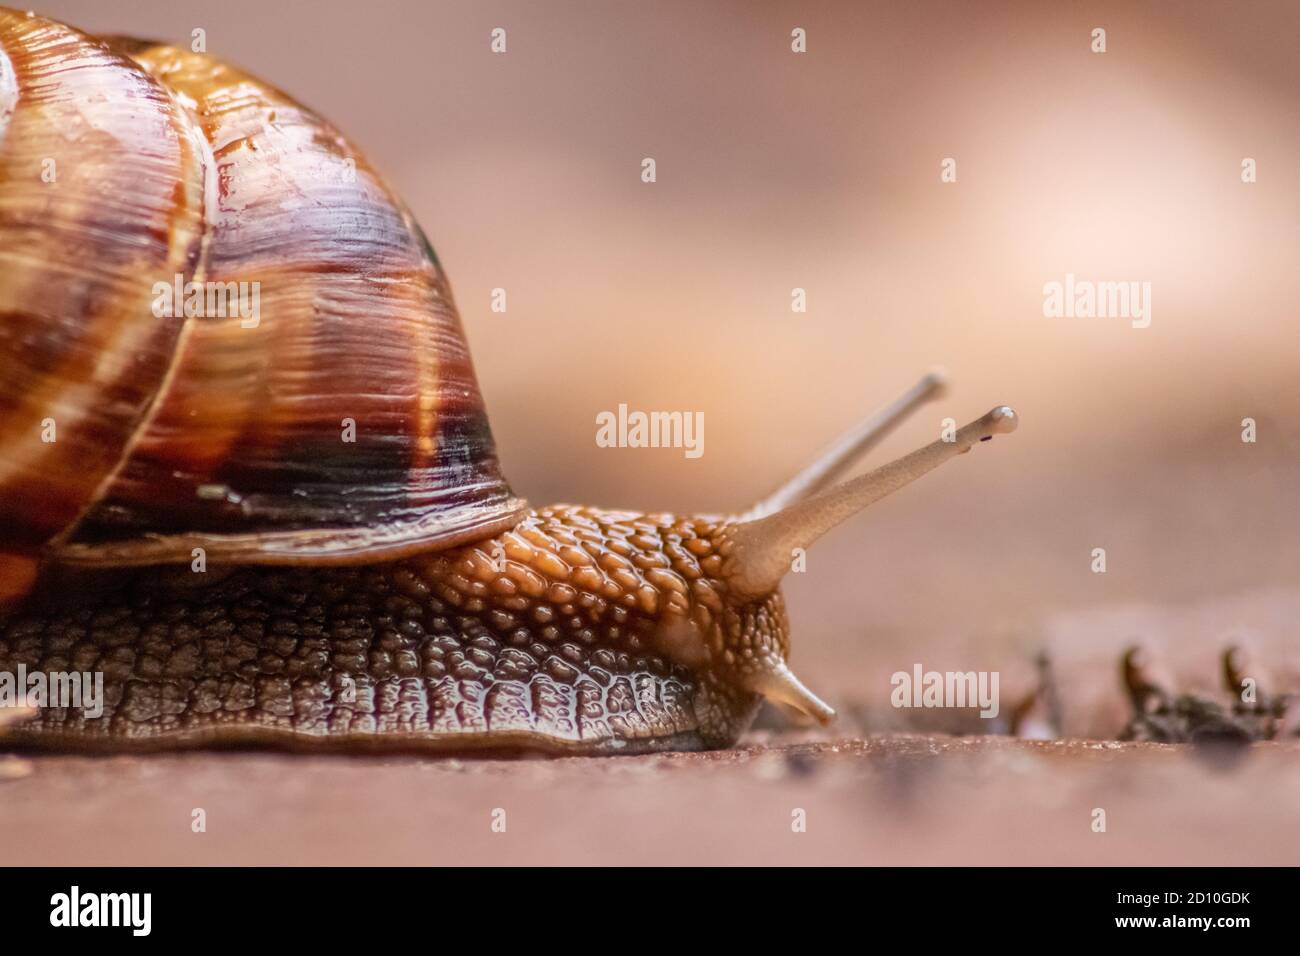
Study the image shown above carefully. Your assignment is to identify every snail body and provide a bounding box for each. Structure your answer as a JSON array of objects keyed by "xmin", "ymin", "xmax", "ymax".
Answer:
[
  {"xmin": 0, "ymin": 9, "xmax": 1016, "ymax": 754},
  {"xmin": 5, "ymin": 507, "xmax": 772, "ymax": 752}
]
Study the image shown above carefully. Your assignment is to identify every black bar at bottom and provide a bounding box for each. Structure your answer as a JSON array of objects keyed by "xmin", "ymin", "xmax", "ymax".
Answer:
[{"xmin": 0, "ymin": 866, "xmax": 1280, "ymax": 940}]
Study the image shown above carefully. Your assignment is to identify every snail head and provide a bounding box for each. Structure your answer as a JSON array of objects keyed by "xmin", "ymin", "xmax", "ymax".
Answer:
[{"xmin": 654, "ymin": 372, "xmax": 1017, "ymax": 728}]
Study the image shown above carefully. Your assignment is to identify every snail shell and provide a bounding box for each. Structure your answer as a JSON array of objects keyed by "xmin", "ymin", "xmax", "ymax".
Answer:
[{"xmin": 0, "ymin": 8, "xmax": 525, "ymax": 570}]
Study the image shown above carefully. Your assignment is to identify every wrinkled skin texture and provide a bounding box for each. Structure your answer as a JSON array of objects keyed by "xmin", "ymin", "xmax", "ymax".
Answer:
[{"xmin": 0, "ymin": 507, "xmax": 789, "ymax": 754}]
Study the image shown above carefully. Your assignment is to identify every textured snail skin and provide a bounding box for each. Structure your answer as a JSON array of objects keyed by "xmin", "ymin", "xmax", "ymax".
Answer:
[{"xmin": 0, "ymin": 507, "xmax": 785, "ymax": 753}]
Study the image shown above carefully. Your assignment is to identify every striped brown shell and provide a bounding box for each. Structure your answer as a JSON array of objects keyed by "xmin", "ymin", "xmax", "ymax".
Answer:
[{"xmin": 0, "ymin": 8, "xmax": 526, "ymax": 569}]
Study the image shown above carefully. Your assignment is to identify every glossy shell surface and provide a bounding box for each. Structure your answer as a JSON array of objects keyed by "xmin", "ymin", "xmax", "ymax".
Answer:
[{"xmin": 0, "ymin": 9, "xmax": 526, "ymax": 567}]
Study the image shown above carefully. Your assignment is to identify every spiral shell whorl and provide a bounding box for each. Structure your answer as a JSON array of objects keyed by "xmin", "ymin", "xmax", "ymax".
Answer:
[
  {"xmin": 0, "ymin": 10, "xmax": 525, "ymax": 569},
  {"xmin": 0, "ymin": 11, "xmax": 204, "ymax": 555}
]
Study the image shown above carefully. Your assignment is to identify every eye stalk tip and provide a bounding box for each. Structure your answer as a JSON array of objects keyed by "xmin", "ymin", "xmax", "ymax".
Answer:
[
  {"xmin": 922, "ymin": 367, "xmax": 950, "ymax": 399},
  {"xmin": 988, "ymin": 405, "xmax": 1018, "ymax": 434}
]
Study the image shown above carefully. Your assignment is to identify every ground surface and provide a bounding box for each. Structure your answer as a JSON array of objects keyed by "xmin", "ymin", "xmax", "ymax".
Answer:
[{"xmin": 4, "ymin": 731, "xmax": 1298, "ymax": 866}]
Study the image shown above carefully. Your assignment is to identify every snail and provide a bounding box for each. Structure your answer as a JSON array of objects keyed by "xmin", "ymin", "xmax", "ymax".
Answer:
[{"xmin": 0, "ymin": 8, "xmax": 1017, "ymax": 754}]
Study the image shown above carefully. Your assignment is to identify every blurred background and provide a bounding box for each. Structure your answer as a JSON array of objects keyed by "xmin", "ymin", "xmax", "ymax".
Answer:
[
  {"xmin": 4, "ymin": 0, "xmax": 1296, "ymax": 868},
  {"xmin": 35, "ymin": 0, "xmax": 1300, "ymax": 728}
]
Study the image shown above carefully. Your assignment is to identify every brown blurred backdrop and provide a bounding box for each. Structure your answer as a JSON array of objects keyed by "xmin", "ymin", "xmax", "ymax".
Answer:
[{"xmin": 37, "ymin": 0, "xmax": 1300, "ymax": 727}]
